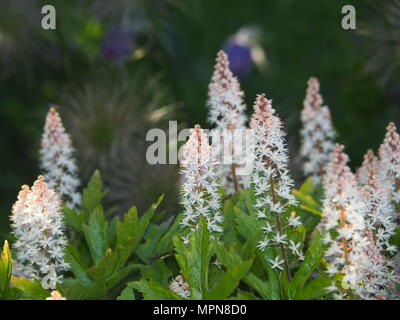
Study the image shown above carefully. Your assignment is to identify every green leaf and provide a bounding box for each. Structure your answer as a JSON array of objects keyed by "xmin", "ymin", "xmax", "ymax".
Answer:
[
  {"xmin": 244, "ymin": 189, "xmax": 259, "ymax": 217},
  {"xmin": 240, "ymin": 231, "xmax": 260, "ymax": 261},
  {"xmin": 141, "ymin": 260, "xmax": 172, "ymax": 287},
  {"xmin": 137, "ymin": 218, "xmax": 172, "ymax": 263},
  {"xmin": 115, "ymin": 195, "xmax": 163, "ymax": 268},
  {"xmin": 298, "ymin": 177, "xmax": 315, "ymax": 195},
  {"xmin": 206, "ymin": 259, "xmax": 253, "ymax": 300},
  {"xmin": 299, "ymin": 208, "xmax": 321, "ymax": 232},
  {"xmin": 294, "ymin": 277, "xmax": 330, "ymax": 300},
  {"xmin": 173, "ymin": 218, "xmax": 215, "ymax": 300},
  {"xmin": 390, "ymin": 226, "xmax": 400, "ymax": 248},
  {"xmin": 106, "ymin": 263, "xmax": 143, "ymax": 289},
  {"xmin": 62, "ymin": 281, "xmax": 106, "ymax": 300},
  {"xmin": 292, "ymin": 190, "xmax": 322, "ymax": 217},
  {"xmin": 235, "ymin": 189, "xmax": 258, "ymax": 217},
  {"xmin": 256, "ymin": 248, "xmax": 281, "ymax": 300},
  {"xmin": 152, "ymin": 215, "xmax": 183, "ymax": 258},
  {"xmin": 81, "ymin": 170, "xmax": 105, "ymax": 218},
  {"xmin": 10, "ymin": 277, "xmax": 49, "ymax": 300},
  {"xmin": 215, "ymin": 245, "xmax": 277, "ymax": 300},
  {"xmin": 207, "ymin": 263, "xmax": 225, "ymax": 292},
  {"xmin": 234, "ymin": 207, "xmax": 264, "ymax": 240},
  {"xmin": 288, "ymin": 230, "xmax": 327, "ymax": 298},
  {"xmin": 232, "ymin": 290, "xmax": 260, "ymax": 300},
  {"xmin": 139, "ymin": 195, "xmax": 164, "ymax": 233},
  {"xmin": 64, "ymin": 245, "xmax": 91, "ymax": 285},
  {"xmin": 86, "ymin": 248, "xmax": 117, "ymax": 282},
  {"xmin": 115, "ymin": 206, "xmax": 139, "ymax": 268},
  {"xmin": 215, "ymin": 244, "xmax": 242, "ymax": 268},
  {"xmin": 63, "ymin": 207, "xmax": 84, "ymax": 231},
  {"xmin": 299, "ymin": 204, "xmax": 323, "ymax": 217},
  {"xmin": 117, "ymin": 287, "xmax": 135, "ymax": 300},
  {"xmin": 129, "ymin": 280, "xmax": 183, "ymax": 300},
  {"xmin": 85, "ymin": 251, "xmax": 142, "ymax": 288},
  {"xmin": 107, "ymin": 216, "xmax": 118, "ymax": 247},
  {"xmin": 82, "ymin": 206, "xmax": 108, "ymax": 265},
  {"xmin": 222, "ymin": 199, "xmax": 240, "ymax": 245}
]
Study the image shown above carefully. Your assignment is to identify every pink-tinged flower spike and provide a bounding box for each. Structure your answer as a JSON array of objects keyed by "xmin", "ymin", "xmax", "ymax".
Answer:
[
  {"xmin": 356, "ymin": 149, "xmax": 379, "ymax": 186},
  {"xmin": 10, "ymin": 176, "xmax": 70, "ymax": 289},
  {"xmin": 362, "ymin": 169, "xmax": 397, "ymax": 253},
  {"xmin": 179, "ymin": 125, "xmax": 222, "ymax": 245},
  {"xmin": 319, "ymin": 144, "xmax": 369, "ymax": 299},
  {"xmin": 207, "ymin": 50, "xmax": 250, "ymax": 195},
  {"xmin": 169, "ymin": 275, "xmax": 190, "ymax": 299},
  {"xmin": 250, "ymin": 94, "xmax": 300, "ymax": 281},
  {"xmin": 300, "ymin": 77, "xmax": 335, "ymax": 185},
  {"xmin": 378, "ymin": 122, "xmax": 400, "ymax": 213},
  {"xmin": 358, "ymin": 170, "xmax": 399, "ymax": 299},
  {"xmin": 40, "ymin": 106, "xmax": 81, "ymax": 209}
]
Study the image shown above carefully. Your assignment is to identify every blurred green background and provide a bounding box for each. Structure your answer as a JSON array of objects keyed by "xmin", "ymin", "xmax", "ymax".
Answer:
[{"xmin": 1, "ymin": 0, "xmax": 399, "ymax": 239}]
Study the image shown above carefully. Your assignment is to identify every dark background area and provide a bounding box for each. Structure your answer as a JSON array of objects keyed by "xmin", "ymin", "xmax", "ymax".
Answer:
[{"xmin": 1, "ymin": 0, "xmax": 399, "ymax": 240}]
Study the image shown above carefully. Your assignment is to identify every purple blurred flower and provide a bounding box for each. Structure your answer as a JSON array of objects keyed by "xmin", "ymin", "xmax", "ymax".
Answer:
[
  {"xmin": 223, "ymin": 41, "xmax": 252, "ymax": 78},
  {"xmin": 101, "ymin": 27, "xmax": 134, "ymax": 65}
]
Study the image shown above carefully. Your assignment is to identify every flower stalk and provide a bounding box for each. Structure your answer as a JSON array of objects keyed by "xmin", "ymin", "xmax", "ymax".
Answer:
[
  {"xmin": 250, "ymin": 94, "xmax": 301, "ymax": 278},
  {"xmin": 179, "ymin": 125, "xmax": 222, "ymax": 245}
]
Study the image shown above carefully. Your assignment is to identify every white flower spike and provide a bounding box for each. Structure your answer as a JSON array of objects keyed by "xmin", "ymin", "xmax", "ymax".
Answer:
[
  {"xmin": 207, "ymin": 50, "xmax": 251, "ymax": 195},
  {"xmin": 10, "ymin": 176, "xmax": 70, "ymax": 289},
  {"xmin": 319, "ymin": 144, "xmax": 369, "ymax": 299},
  {"xmin": 250, "ymin": 94, "xmax": 301, "ymax": 280},
  {"xmin": 179, "ymin": 125, "xmax": 223, "ymax": 243},
  {"xmin": 300, "ymin": 77, "xmax": 335, "ymax": 185},
  {"xmin": 40, "ymin": 106, "xmax": 81, "ymax": 209},
  {"xmin": 378, "ymin": 122, "xmax": 400, "ymax": 212}
]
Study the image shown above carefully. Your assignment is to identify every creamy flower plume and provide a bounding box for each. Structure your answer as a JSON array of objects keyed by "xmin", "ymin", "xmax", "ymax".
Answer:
[
  {"xmin": 250, "ymin": 94, "xmax": 301, "ymax": 279},
  {"xmin": 319, "ymin": 144, "xmax": 369, "ymax": 298},
  {"xmin": 362, "ymin": 169, "xmax": 397, "ymax": 252},
  {"xmin": 179, "ymin": 125, "xmax": 222, "ymax": 245},
  {"xmin": 10, "ymin": 176, "xmax": 70, "ymax": 289},
  {"xmin": 300, "ymin": 77, "xmax": 335, "ymax": 185},
  {"xmin": 357, "ymin": 149, "xmax": 379, "ymax": 186},
  {"xmin": 358, "ymin": 169, "xmax": 398, "ymax": 299},
  {"xmin": 378, "ymin": 122, "xmax": 400, "ymax": 211},
  {"xmin": 207, "ymin": 50, "xmax": 251, "ymax": 195},
  {"xmin": 40, "ymin": 107, "xmax": 81, "ymax": 209}
]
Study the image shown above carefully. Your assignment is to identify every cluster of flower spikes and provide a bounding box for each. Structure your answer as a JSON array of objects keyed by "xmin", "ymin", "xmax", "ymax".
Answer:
[
  {"xmin": 378, "ymin": 122, "xmax": 400, "ymax": 214},
  {"xmin": 358, "ymin": 167, "xmax": 399, "ymax": 299},
  {"xmin": 10, "ymin": 176, "xmax": 70, "ymax": 289},
  {"xmin": 250, "ymin": 94, "xmax": 302, "ymax": 279},
  {"xmin": 179, "ymin": 125, "xmax": 223, "ymax": 246},
  {"xmin": 319, "ymin": 144, "xmax": 370, "ymax": 299},
  {"xmin": 300, "ymin": 77, "xmax": 335, "ymax": 185},
  {"xmin": 207, "ymin": 50, "xmax": 251, "ymax": 195},
  {"xmin": 40, "ymin": 106, "xmax": 81, "ymax": 209},
  {"xmin": 169, "ymin": 274, "xmax": 190, "ymax": 299}
]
